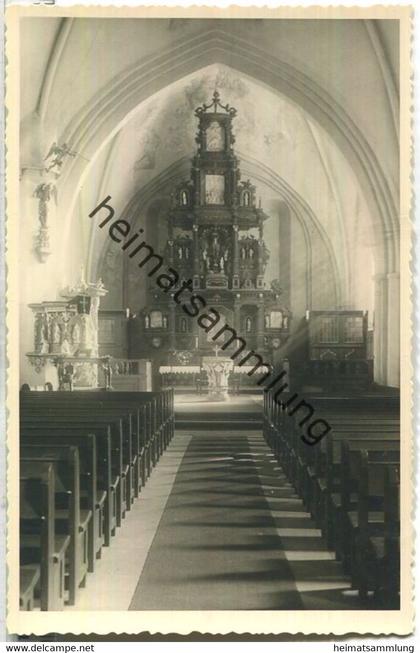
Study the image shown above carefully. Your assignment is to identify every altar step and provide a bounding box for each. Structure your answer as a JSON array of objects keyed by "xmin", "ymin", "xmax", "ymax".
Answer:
[{"xmin": 175, "ymin": 411, "xmax": 262, "ymax": 430}]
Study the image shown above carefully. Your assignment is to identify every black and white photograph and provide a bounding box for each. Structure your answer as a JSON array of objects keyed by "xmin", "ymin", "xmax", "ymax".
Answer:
[{"xmin": 5, "ymin": 6, "xmax": 413, "ymax": 637}]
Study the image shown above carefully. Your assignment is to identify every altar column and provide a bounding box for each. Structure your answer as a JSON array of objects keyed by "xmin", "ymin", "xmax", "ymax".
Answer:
[
  {"xmin": 193, "ymin": 225, "xmax": 200, "ymax": 289},
  {"xmin": 257, "ymin": 223, "xmax": 265, "ymax": 289},
  {"xmin": 167, "ymin": 222, "xmax": 174, "ymax": 267},
  {"xmin": 257, "ymin": 294, "xmax": 265, "ymax": 350},
  {"xmin": 168, "ymin": 299, "xmax": 176, "ymax": 351},
  {"xmin": 232, "ymin": 224, "xmax": 240, "ymax": 289},
  {"xmin": 233, "ymin": 294, "xmax": 241, "ymax": 331}
]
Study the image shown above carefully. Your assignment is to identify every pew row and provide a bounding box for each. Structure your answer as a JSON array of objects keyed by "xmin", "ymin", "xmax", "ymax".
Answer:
[
  {"xmin": 262, "ymin": 391, "xmax": 400, "ymax": 608},
  {"xmin": 19, "ymin": 388, "xmax": 174, "ymax": 611},
  {"xmin": 20, "ymin": 460, "xmax": 69, "ymax": 610},
  {"xmin": 21, "ymin": 444, "xmax": 91, "ymax": 605}
]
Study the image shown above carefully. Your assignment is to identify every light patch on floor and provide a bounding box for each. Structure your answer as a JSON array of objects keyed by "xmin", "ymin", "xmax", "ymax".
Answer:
[
  {"xmin": 265, "ymin": 497, "xmax": 302, "ymax": 505},
  {"xmin": 295, "ymin": 580, "xmax": 352, "ymax": 592},
  {"xmin": 271, "ymin": 511, "xmax": 311, "ymax": 518},
  {"xmin": 174, "ymin": 393, "xmax": 263, "ymax": 411},
  {"xmin": 276, "ymin": 527, "xmax": 322, "ymax": 537},
  {"xmin": 284, "ymin": 550, "xmax": 336, "ymax": 561}
]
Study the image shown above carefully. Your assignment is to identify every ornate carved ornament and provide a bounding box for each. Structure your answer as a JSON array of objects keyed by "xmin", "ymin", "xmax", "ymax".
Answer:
[
  {"xmin": 44, "ymin": 142, "xmax": 78, "ymax": 177},
  {"xmin": 27, "ymin": 354, "xmax": 49, "ymax": 373},
  {"xmin": 194, "ymin": 90, "xmax": 237, "ymax": 118},
  {"xmin": 61, "ymin": 267, "xmax": 107, "ymax": 300},
  {"xmin": 33, "ymin": 182, "xmax": 57, "ymax": 263}
]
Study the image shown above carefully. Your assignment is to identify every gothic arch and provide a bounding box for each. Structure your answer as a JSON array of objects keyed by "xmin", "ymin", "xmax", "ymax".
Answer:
[{"xmin": 57, "ymin": 28, "xmax": 398, "ymax": 279}]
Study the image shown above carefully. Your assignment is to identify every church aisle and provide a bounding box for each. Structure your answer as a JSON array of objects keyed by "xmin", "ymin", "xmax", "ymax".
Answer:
[{"xmin": 129, "ymin": 429, "xmax": 363, "ymax": 611}]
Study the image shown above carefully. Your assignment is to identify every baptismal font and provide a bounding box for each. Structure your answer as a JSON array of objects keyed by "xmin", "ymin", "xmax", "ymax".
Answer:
[{"xmin": 202, "ymin": 345, "xmax": 234, "ymax": 401}]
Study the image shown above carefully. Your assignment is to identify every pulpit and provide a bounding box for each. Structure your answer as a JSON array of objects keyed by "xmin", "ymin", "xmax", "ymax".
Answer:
[
  {"xmin": 26, "ymin": 271, "xmax": 108, "ymax": 389},
  {"xmin": 201, "ymin": 356, "xmax": 234, "ymax": 401}
]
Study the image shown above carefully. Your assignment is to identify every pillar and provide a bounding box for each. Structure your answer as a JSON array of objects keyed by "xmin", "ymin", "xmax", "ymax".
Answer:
[
  {"xmin": 168, "ymin": 299, "xmax": 176, "ymax": 351},
  {"xmin": 256, "ymin": 221, "xmax": 265, "ymax": 290},
  {"xmin": 257, "ymin": 295, "xmax": 265, "ymax": 350},
  {"xmin": 232, "ymin": 224, "xmax": 240, "ymax": 289},
  {"xmin": 233, "ymin": 294, "xmax": 241, "ymax": 331},
  {"xmin": 373, "ymin": 273, "xmax": 388, "ymax": 385},
  {"xmin": 386, "ymin": 272, "xmax": 400, "ymax": 387},
  {"xmin": 167, "ymin": 225, "xmax": 174, "ymax": 266},
  {"xmin": 278, "ymin": 203, "xmax": 291, "ymax": 306},
  {"xmin": 193, "ymin": 225, "xmax": 200, "ymax": 289}
]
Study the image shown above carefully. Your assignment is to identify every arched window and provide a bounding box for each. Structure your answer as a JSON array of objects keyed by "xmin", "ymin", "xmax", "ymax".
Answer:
[{"xmin": 245, "ymin": 317, "xmax": 252, "ymax": 332}]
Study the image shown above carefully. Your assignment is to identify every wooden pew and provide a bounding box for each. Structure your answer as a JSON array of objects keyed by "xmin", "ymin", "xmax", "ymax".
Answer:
[
  {"xmin": 20, "ymin": 460, "xmax": 69, "ymax": 611},
  {"xmin": 21, "ymin": 423, "xmax": 117, "ymax": 541},
  {"xmin": 298, "ymin": 394, "xmax": 400, "ymax": 414},
  {"xmin": 21, "ymin": 430, "xmax": 108, "ymax": 568},
  {"xmin": 341, "ymin": 449, "xmax": 400, "ymax": 603},
  {"xmin": 23, "ymin": 388, "xmax": 175, "ymax": 447},
  {"xmin": 367, "ymin": 465, "xmax": 400, "ymax": 607},
  {"xmin": 21, "ymin": 444, "xmax": 91, "ymax": 605},
  {"xmin": 68, "ymin": 389, "xmax": 175, "ymax": 454},
  {"xmin": 324, "ymin": 430, "xmax": 399, "ymax": 548},
  {"xmin": 21, "ymin": 389, "xmax": 175, "ymax": 492},
  {"xmin": 336, "ymin": 436, "xmax": 400, "ymax": 564},
  {"xmin": 262, "ymin": 395, "xmax": 400, "ymax": 534},
  {"xmin": 94, "ymin": 392, "xmax": 173, "ymax": 474},
  {"xmin": 21, "ymin": 398, "xmax": 143, "ymax": 503},
  {"xmin": 20, "ymin": 412, "xmax": 127, "ymax": 525},
  {"xmin": 21, "ymin": 388, "xmax": 175, "ymax": 456},
  {"xmin": 268, "ymin": 400, "xmax": 399, "ymax": 509},
  {"xmin": 59, "ymin": 395, "xmax": 154, "ymax": 486},
  {"xmin": 262, "ymin": 391, "xmax": 401, "ymax": 608},
  {"xmin": 20, "ymin": 566, "xmax": 41, "ymax": 611},
  {"xmin": 290, "ymin": 416, "xmax": 399, "ymax": 497},
  {"xmin": 310, "ymin": 422, "xmax": 399, "ymax": 520}
]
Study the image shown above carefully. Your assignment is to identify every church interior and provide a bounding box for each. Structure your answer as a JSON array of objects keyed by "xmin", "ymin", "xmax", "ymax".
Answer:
[{"xmin": 17, "ymin": 17, "xmax": 401, "ymax": 614}]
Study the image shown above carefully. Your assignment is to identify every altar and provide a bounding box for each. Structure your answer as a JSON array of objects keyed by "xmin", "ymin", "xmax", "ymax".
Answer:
[
  {"xmin": 159, "ymin": 359, "xmax": 271, "ymax": 398},
  {"xmin": 127, "ymin": 92, "xmax": 291, "ymax": 373}
]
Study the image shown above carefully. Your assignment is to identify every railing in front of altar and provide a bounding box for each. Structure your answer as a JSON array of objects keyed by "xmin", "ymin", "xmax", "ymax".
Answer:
[
  {"xmin": 110, "ymin": 359, "xmax": 142, "ymax": 376},
  {"xmin": 159, "ymin": 365, "xmax": 271, "ymax": 393}
]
